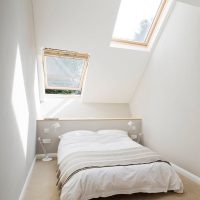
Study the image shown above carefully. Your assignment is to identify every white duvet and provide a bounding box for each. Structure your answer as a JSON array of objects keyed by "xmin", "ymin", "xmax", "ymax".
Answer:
[{"xmin": 57, "ymin": 130, "xmax": 183, "ymax": 200}]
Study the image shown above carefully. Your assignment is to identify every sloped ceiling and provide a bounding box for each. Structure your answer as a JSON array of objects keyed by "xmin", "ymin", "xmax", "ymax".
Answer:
[
  {"xmin": 33, "ymin": 0, "xmax": 150, "ymax": 103},
  {"xmin": 179, "ymin": 0, "xmax": 200, "ymax": 7}
]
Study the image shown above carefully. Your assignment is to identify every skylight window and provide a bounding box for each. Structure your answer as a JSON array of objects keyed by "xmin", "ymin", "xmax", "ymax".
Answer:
[
  {"xmin": 43, "ymin": 48, "xmax": 89, "ymax": 95},
  {"xmin": 112, "ymin": 0, "xmax": 167, "ymax": 46}
]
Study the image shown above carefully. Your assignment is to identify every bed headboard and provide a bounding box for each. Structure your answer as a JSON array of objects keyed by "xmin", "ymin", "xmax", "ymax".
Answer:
[{"xmin": 36, "ymin": 118, "xmax": 142, "ymax": 154}]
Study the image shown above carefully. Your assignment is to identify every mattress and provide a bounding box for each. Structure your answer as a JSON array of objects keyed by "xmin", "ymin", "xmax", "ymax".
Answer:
[{"xmin": 57, "ymin": 130, "xmax": 183, "ymax": 200}]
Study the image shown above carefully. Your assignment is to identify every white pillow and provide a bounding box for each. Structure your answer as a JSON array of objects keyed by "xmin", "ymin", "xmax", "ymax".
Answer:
[
  {"xmin": 97, "ymin": 129, "xmax": 128, "ymax": 136},
  {"xmin": 59, "ymin": 130, "xmax": 96, "ymax": 139}
]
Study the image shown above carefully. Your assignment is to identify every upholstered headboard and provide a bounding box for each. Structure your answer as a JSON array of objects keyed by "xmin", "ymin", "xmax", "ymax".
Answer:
[{"xmin": 36, "ymin": 118, "xmax": 142, "ymax": 154}]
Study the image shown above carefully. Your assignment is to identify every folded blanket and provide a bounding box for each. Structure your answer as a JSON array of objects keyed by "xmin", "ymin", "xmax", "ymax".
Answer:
[{"xmin": 57, "ymin": 146, "xmax": 169, "ymax": 190}]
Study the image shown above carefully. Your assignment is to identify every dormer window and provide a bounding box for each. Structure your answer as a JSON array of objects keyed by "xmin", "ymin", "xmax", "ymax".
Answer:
[
  {"xmin": 112, "ymin": 0, "xmax": 167, "ymax": 47},
  {"xmin": 43, "ymin": 48, "xmax": 89, "ymax": 95}
]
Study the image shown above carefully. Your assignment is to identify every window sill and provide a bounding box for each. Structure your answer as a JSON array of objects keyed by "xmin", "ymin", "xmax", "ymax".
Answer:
[
  {"xmin": 43, "ymin": 94, "xmax": 81, "ymax": 100},
  {"xmin": 110, "ymin": 41, "xmax": 150, "ymax": 52}
]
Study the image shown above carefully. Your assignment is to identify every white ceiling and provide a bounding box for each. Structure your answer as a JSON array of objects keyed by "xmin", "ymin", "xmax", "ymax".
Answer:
[
  {"xmin": 33, "ymin": 0, "xmax": 152, "ymax": 103},
  {"xmin": 178, "ymin": 0, "xmax": 200, "ymax": 7},
  {"xmin": 32, "ymin": 0, "xmax": 198, "ymax": 103}
]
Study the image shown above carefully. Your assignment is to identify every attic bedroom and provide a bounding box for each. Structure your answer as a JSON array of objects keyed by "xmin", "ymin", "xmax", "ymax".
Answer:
[{"xmin": 0, "ymin": 0, "xmax": 200, "ymax": 200}]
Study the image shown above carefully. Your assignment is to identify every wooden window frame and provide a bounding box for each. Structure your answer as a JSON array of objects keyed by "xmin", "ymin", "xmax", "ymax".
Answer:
[
  {"xmin": 112, "ymin": 0, "xmax": 167, "ymax": 47},
  {"xmin": 43, "ymin": 48, "xmax": 89, "ymax": 92}
]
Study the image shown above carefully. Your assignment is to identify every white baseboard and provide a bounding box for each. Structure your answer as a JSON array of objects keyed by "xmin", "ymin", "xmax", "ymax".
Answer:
[
  {"xmin": 171, "ymin": 163, "xmax": 200, "ymax": 185},
  {"xmin": 36, "ymin": 153, "xmax": 57, "ymax": 160},
  {"xmin": 18, "ymin": 157, "xmax": 36, "ymax": 200}
]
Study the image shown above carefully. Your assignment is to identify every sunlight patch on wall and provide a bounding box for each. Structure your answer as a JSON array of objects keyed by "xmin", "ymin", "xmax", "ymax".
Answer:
[
  {"xmin": 12, "ymin": 46, "xmax": 29, "ymax": 156},
  {"xmin": 47, "ymin": 98, "xmax": 75, "ymax": 118}
]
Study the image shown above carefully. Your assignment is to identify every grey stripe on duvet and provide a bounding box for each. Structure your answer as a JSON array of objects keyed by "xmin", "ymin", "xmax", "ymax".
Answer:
[{"xmin": 57, "ymin": 146, "xmax": 169, "ymax": 189}]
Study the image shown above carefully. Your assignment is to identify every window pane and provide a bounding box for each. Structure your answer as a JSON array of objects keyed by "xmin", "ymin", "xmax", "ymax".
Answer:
[
  {"xmin": 46, "ymin": 56, "xmax": 85, "ymax": 89},
  {"xmin": 113, "ymin": 0, "xmax": 162, "ymax": 43}
]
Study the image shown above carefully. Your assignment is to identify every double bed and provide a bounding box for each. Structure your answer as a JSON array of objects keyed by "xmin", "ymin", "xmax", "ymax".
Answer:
[{"xmin": 57, "ymin": 130, "xmax": 183, "ymax": 200}]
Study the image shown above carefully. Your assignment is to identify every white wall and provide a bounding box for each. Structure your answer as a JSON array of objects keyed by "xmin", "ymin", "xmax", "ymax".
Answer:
[
  {"xmin": 0, "ymin": 0, "xmax": 38, "ymax": 199},
  {"xmin": 130, "ymin": 2, "xmax": 200, "ymax": 177},
  {"xmin": 40, "ymin": 96, "xmax": 131, "ymax": 119},
  {"xmin": 33, "ymin": 0, "xmax": 175, "ymax": 118},
  {"xmin": 33, "ymin": 0, "xmax": 171, "ymax": 118}
]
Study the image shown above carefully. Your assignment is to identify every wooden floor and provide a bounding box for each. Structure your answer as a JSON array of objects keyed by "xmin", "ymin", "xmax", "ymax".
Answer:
[{"xmin": 24, "ymin": 159, "xmax": 200, "ymax": 200}]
